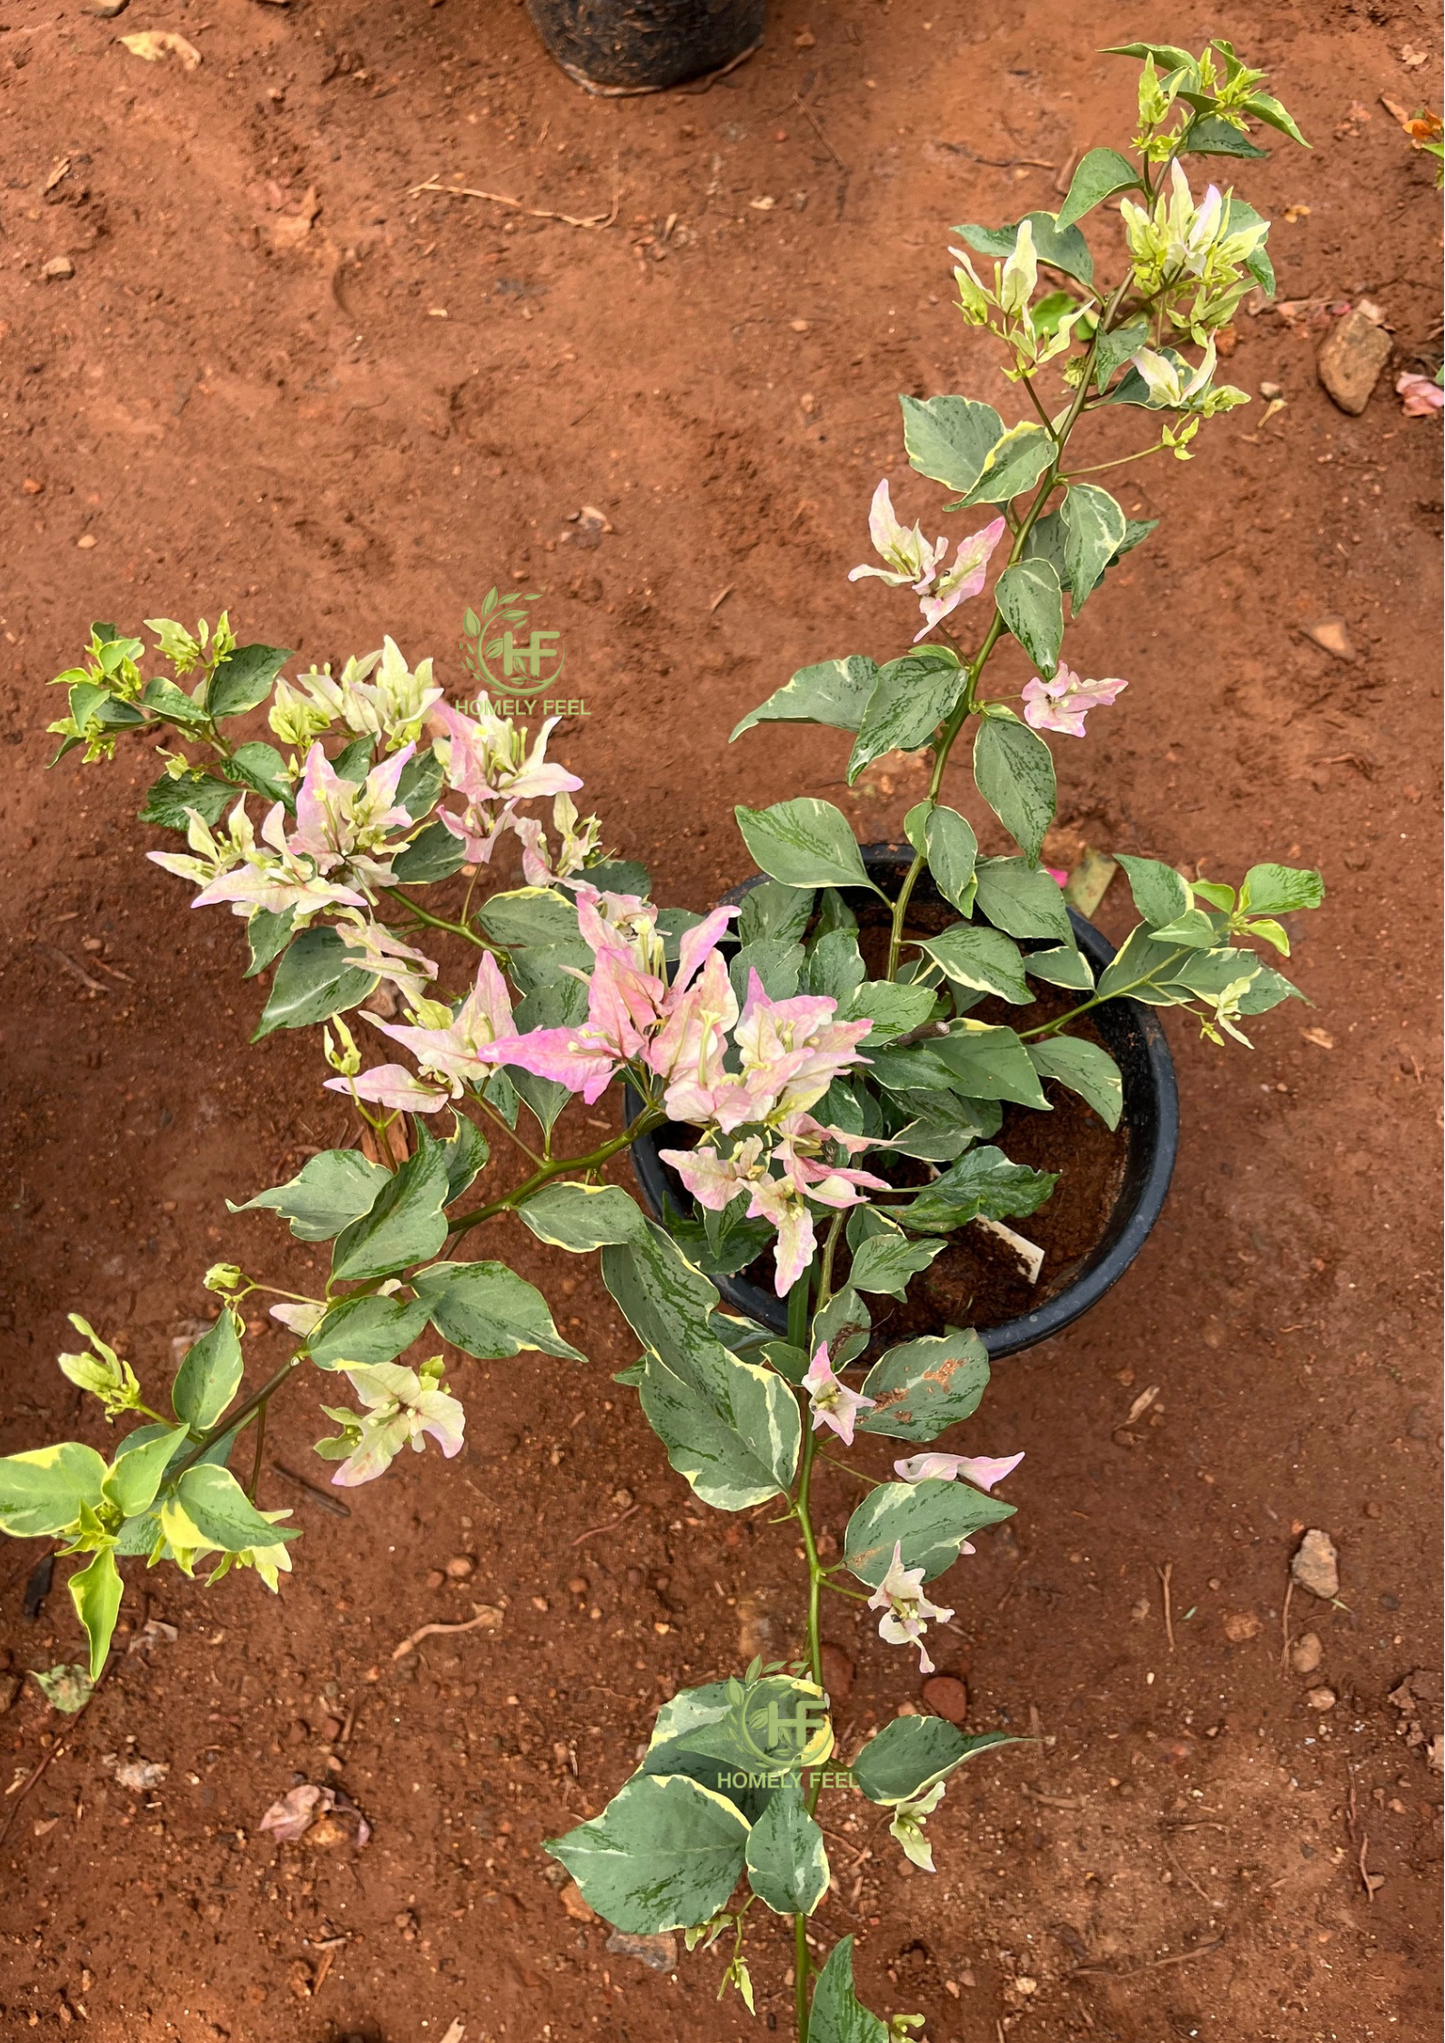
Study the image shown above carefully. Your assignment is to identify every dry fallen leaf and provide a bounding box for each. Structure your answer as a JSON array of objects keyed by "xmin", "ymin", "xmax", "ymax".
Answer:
[
  {"xmin": 1124, "ymin": 1384, "xmax": 1160, "ymax": 1427},
  {"xmin": 112, "ymin": 1757, "xmax": 169, "ymax": 1791},
  {"xmin": 1300, "ymin": 1026, "xmax": 1335, "ymax": 1050},
  {"xmin": 44, "ymin": 157, "xmax": 72, "ymax": 194},
  {"xmin": 120, "ymin": 31, "xmax": 202, "ymax": 71}
]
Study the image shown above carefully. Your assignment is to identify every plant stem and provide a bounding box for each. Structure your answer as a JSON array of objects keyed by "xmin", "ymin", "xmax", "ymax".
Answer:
[
  {"xmin": 795, "ymin": 1914, "xmax": 812, "ymax": 2041},
  {"xmin": 379, "ymin": 885, "xmax": 495, "ymax": 949},
  {"xmin": 883, "ymin": 273, "xmax": 1134, "ymax": 983},
  {"xmin": 446, "ymin": 1107, "xmax": 664, "ymax": 1238},
  {"xmin": 170, "ymin": 1350, "xmax": 305, "ymax": 1483},
  {"xmin": 1017, "ymin": 944, "xmax": 1191, "ymax": 1038},
  {"xmin": 247, "ymin": 1399, "xmax": 269, "ymax": 1501}
]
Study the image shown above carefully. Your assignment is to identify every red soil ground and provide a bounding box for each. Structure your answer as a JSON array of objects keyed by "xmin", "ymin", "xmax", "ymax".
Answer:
[{"xmin": 1, "ymin": 3, "xmax": 1440, "ymax": 2039}]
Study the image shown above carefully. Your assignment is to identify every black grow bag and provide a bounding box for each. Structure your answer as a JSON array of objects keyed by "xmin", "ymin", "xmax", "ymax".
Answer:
[
  {"xmin": 628, "ymin": 844, "xmax": 1178, "ymax": 1360},
  {"xmin": 526, "ymin": 0, "xmax": 765, "ymax": 93}
]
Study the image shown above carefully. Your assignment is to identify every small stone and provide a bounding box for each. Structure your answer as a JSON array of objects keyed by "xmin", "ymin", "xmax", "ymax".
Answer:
[
  {"xmin": 84, "ymin": 0, "xmax": 130, "ymax": 14},
  {"xmin": 606, "ymin": 1929, "xmax": 676, "ymax": 1972},
  {"xmin": 444, "ymin": 1555, "xmax": 475, "ymax": 1581},
  {"xmin": 1317, "ymin": 307, "xmax": 1393, "ymax": 415},
  {"xmin": 42, "ymin": 256, "xmax": 75, "ymax": 280},
  {"xmin": 921, "ymin": 1673, "xmax": 969, "ymax": 1725},
  {"xmin": 0, "ymin": 1672, "xmax": 21, "ymax": 1714},
  {"xmin": 1303, "ymin": 617, "xmax": 1355, "ymax": 661},
  {"xmin": 1259, "ymin": 379, "xmax": 1283, "ymax": 399},
  {"xmin": 303, "ymin": 1814, "xmax": 345, "ymax": 1848},
  {"xmin": 1306, "ymin": 1686, "xmax": 1338, "ymax": 1712},
  {"xmin": 566, "ymin": 1575, "xmax": 589, "ymax": 1596},
  {"xmin": 1405, "ymin": 1406, "xmax": 1431, "ymax": 1442},
  {"xmin": 1289, "ymin": 1632, "xmax": 1323, "ymax": 1676},
  {"xmin": 1365, "ymin": 1501, "xmax": 1382, "ymax": 1519},
  {"xmin": 77, "ymin": 533, "xmax": 97, "ymax": 549},
  {"xmin": 819, "ymin": 1642, "xmax": 855, "ymax": 1702},
  {"xmin": 1224, "ymin": 1611, "xmax": 1262, "ymax": 1643},
  {"xmin": 1292, "ymin": 1528, "xmax": 1340, "ymax": 1601},
  {"xmin": 425, "ymin": 1569, "xmax": 445, "ymax": 1590},
  {"xmin": 610, "ymin": 1487, "xmax": 634, "ymax": 1510},
  {"xmin": 22, "ymin": 478, "xmax": 43, "ymax": 495},
  {"xmin": 560, "ymin": 1882, "xmax": 596, "ymax": 1923}
]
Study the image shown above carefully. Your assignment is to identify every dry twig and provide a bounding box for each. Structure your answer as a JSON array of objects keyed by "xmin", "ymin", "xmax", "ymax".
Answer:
[
  {"xmin": 408, "ymin": 174, "xmax": 621, "ymax": 231},
  {"xmin": 1157, "ymin": 1561, "xmax": 1176, "ymax": 1652},
  {"xmin": 391, "ymin": 1602, "xmax": 503, "ymax": 1662}
]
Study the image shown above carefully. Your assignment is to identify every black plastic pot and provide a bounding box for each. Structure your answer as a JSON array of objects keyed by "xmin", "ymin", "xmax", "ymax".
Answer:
[
  {"xmin": 629, "ymin": 844, "xmax": 1179, "ymax": 1360},
  {"xmin": 525, "ymin": 0, "xmax": 765, "ymax": 94}
]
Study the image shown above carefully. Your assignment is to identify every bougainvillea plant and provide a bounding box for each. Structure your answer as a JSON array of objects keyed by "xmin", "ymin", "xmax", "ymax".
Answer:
[{"xmin": 1, "ymin": 43, "xmax": 1321, "ymax": 2039}]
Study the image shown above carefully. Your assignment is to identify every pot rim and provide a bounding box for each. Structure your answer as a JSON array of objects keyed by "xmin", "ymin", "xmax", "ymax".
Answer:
[{"xmin": 627, "ymin": 844, "xmax": 1179, "ymax": 1360}]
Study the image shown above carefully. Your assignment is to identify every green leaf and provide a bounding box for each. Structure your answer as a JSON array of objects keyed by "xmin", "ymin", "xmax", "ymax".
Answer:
[
  {"xmin": 391, "ymin": 818, "xmax": 468, "ymax": 884},
  {"xmin": 226, "ymin": 740, "xmax": 291, "ymax": 806},
  {"xmin": 921, "ymin": 805, "xmax": 978, "ymax": 913},
  {"xmin": 1062, "ymin": 484, "xmax": 1128, "ymax": 610},
  {"xmin": 1147, "ymin": 907, "xmax": 1218, "ymax": 949},
  {"xmin": 206, "ymin": 644, "xmax": 292, "ymax": 721},
  {"xmin": 848, "ymin": 648, "xmax": 965, "ymax": 784},
  {"xmin": 1093, "ymin": 316, "xmax": 1151, "ymax": 394},
  {"xmin": 953, "ymin": 211, "xmax": 1095, "ymax": 286},
  {"xmin": 1116, "ymin": 854, "xmax": 1190, "ymax": 928},
  {"xmin": 729, "ymin": 937, "xmax": 804, "ymax": 1005},
  {"xmin": 973, "ymin": 714, "xmax": 1056, "ymax": 864},
  {"xmin": 1095, "ymin": 924, "xmax": 1199, "ymax": 1004},
  {"xmin": 331, "ymin": 735, "xmax": 375, "ymax": 783},
  {"xmin": 172, "ymin": 1311, "xmax": 243, "ymax": 1431},
  {"xmin": 306, "ymin": 1292, "xmax": 432, "ymax": 1369},
  {"xmin": 602, "ymin": 1220, "xmax": 721, "ymax": 1369},
  {"xmin": 1055, "ymin": 146, "xmax": 1143, "ymax": 230},
  {"xmin": 140, "ymin": 676, "xmax": 211, "ymax": 728},
  {"xmin": 413, "ymin": 1260, "xmax": 584, "ymax": 1362},
  {"xmin": 1238, "ymin": 863, "xmax": 1325, "ymax": 916},
  {"xmin": 805, "ymin": 927, "xmax": 867, "ymax": 1004},
  {"xmin": 1027, "ymin": 1036, "xmax": 1123, "ymax": 1129},
  {"xmin": 745, "ymin": 1775, "xmax": 830, "ymax": 1915},
  {"xmin": 170, "ymin": 1464, "xmax": 300, "ymax": 1553},
  {"xmin": 0, "ymin": 1442, "xmax": 108, "ymax": 1538},
  {"xmin": 933, "ymin": 1023, "xmax": 1050, "ymax": 1108},
  {"xmin": 731, "ymin": 656, "xmax": 880, "ymax": 741},
  {"xmin": 1025, "ymin": 942, "xmax": 1093, "ymax": 991},
  {"xmin": 734, "ymin": 799, "xmax": 876, "ymax": 894},
  {"xmin": 139, "ymin": 770, "xmax": 233, "ymax": 830},
  {"xmin": 515, "ymin": 1181, "xmax": 649, "ymax": 1253},
  {"xmin": 852, "ymin": 1718, "xmax": 1017, "ymax": 1804},
  {"xmin": 1182, "ymin": 113, "xmax": 1269, "ymax": 158},
  {"xmin": 330, "ymin": 1144, "xmax": 452, "ymax": 1284},
  {"xmin": 896, "ymin": 1143, "xmax": 1056, "ymax": 1232},
  {"xmin": 846, "ymin": 1224, "xmax": 945, "ymax": 1300},
  {"xmin": 880, "ymin": 1091, "xmax": 1002, "ymax": 1163},
  {"xmin": 395, "ymin": 746, "xmax": 444, "ymax": 821},
  {"xmin": 915, "ymin": 923, "xmax": 1030, "ymax": 1004},
  {"xmin": 1242, "ymin": 91, "xmax": 1310, "ymax": 148},
  {"xmin": 545, "ymin": 1773, "xmax": 751, "ymax": 1935},
  {"xmin": 899, "ymin": 394, "xmax": 1004, "ymax": 495},
  {"xmin": 640, "ymin": 1341, "xmax": 800, "ymax": 1511},
  {"xmin": 254, "ymin": 925, "xmax": 376, "ymax": 1039},
  {"xmin": 436, "ymin": 1116, "xmax": 490, "ymax": 1202},
  {"xmin": 856, "ymin": 1329, "xmax": 990, "ymax": 1442},
  {"xmin": 474, "ymin": 887, "xmax": 580, "ymax": 949},
  {"xmin": 738, "ymin": 879, "xmax": 814, "ymax": 946},
  {"xmin": 101, "ymin": 1425, "xmax": 189, "ymax": 1518},
  {"xmin": 844, "ymin": 1476, "xmax": 1013, "ymax": 1586},
  {"xmin": 843, "ymin": 978, "xmax": 938, "ymax": 1045},
  {"xmin": 69, "ymin": 1549, "xmax": 124, "ymax": 1681},
  {"xmin": 581, "ymin": 858, "xmax": 652, "ymax": 897},
  {"xmin": 993, "ymin": 560, "xmax": 1064, "ymax": 678},
  {"xmin": 1237, "ymin": 963, "xmax": 1306, "ymax": 1014},
  {"xmin": 974, "ymin": 857, "xmax": 1073, "ymax": 941},
  {"xmin": 812, "ymin": 1286, "xmax": 871, "ymax": 1369},
  {"xmin": 231, "ymin": 1148, "xmax": 389, "ymax": 1242},
  {"xmin": 244, "ymin": 906, "xmax": 296, "ymax": 978},
  {"xmin": 808, "ymin": 1936, "xmax": 889, "ymax": 2043},
  {"xmin": 956, "ymin": 419, "xmax": 1054, "ymax": 509}
]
